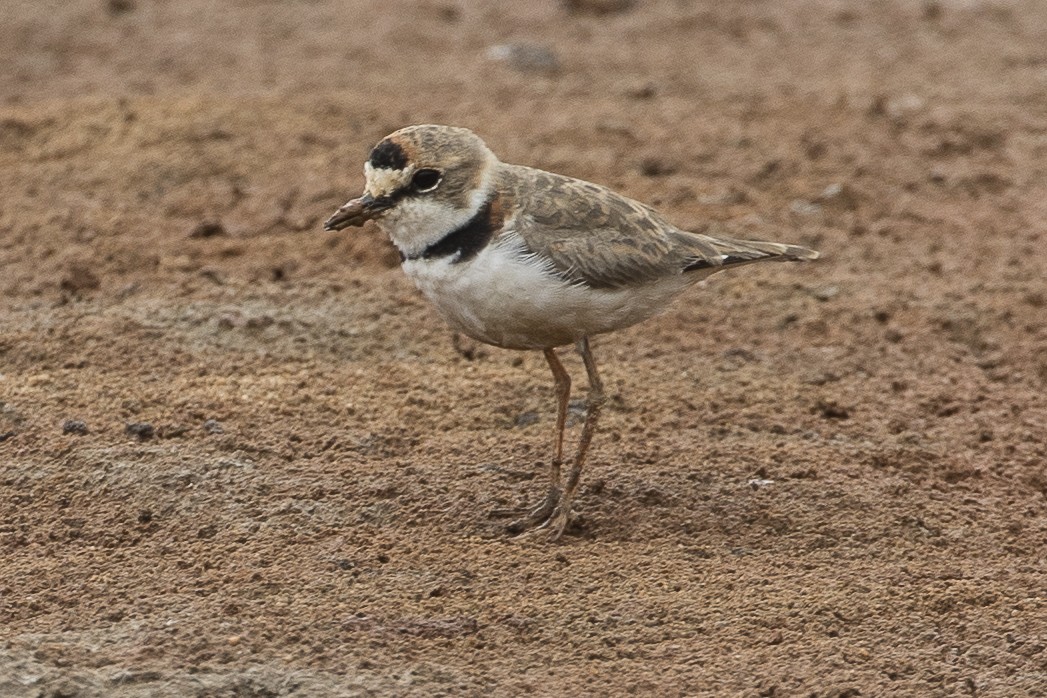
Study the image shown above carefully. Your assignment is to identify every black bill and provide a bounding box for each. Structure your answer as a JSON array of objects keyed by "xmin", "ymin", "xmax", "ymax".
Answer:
[{"xmin": 323, "ymin": 193, "xmax": 392, "ymax": 231}]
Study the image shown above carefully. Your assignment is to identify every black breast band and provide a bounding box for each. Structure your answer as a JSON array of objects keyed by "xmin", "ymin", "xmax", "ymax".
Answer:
[{"xmin": 404, "ymin": 198, "xmax": 497, "ymax": 264}]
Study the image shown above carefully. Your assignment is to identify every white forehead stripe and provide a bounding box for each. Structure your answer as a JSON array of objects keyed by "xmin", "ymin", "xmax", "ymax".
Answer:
[{"xmin": 365, "ymin": 162, "xmax": 411, "ymax": 196}]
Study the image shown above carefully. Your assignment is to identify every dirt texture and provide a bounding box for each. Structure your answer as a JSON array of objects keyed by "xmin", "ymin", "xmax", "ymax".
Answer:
[{"xmin": 2, "ymin": 1, "xmax": 1047, "ymax": 696}]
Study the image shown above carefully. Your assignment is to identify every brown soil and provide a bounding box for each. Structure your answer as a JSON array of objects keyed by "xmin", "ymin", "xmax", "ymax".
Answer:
[{"xmin": 2, "ymin": 1, "xmax": 1046, "ymax": 696}]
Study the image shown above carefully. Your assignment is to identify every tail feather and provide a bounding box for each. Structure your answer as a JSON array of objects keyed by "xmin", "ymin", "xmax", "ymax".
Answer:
[{"xmin": 677, "ymin": 231, "xmax": 819, "ymax": 273}]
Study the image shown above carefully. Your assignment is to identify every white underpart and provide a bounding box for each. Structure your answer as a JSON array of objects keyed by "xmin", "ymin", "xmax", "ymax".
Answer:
[{"xmin": 402, "ymin": 233, "xmax": 691, "ymax": 350}]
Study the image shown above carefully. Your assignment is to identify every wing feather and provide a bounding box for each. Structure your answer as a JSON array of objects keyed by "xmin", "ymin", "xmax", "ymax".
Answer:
[{"xmin": 497, "ymin": 164, "xmax": 817, "ymax": 289}]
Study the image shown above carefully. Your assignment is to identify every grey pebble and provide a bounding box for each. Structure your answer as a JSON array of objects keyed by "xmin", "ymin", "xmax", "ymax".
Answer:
[
  {"xmin": 125, "ymin": 422, "xmax": 155, "ymax": 440},
  {"xmin": 62, "ymin": 420, "xmax": 89, "ymax": 435}
]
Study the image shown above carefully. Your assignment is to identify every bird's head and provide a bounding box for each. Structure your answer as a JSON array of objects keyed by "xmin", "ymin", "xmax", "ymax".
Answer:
[{"xmin": 324, "ymin": 125, "xmax": 498, "ymax": 258}]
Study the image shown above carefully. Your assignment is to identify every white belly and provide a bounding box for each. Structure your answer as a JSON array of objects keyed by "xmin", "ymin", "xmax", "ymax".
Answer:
[{"xmin": 401, "ymin": 239, "xmax": 690, "ymax": 350}]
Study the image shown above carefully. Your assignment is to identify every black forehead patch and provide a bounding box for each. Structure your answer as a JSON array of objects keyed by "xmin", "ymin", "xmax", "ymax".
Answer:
[{"xmin": 368, "ymin": 139, "xmax": 408, "ymax": 170}]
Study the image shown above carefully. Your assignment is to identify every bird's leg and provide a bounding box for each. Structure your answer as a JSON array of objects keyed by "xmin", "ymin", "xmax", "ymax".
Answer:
[
  {"xmin": 544, "ymin": 347, "xmax": 571, "ymax": 472},
  {"xmin": 541, "ymin": 336, "xmax": 605, "ymax": 539},
  {"xmin": 508, "ymin": 348, "xmax": 570, "ymax": 533}
]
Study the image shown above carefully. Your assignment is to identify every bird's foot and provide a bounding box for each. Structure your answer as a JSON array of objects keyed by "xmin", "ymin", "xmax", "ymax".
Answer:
[
  {"xmin": 510, "ymin": 500, "xmax": 576, "ymax": 543},
  {"xmin": 505, "ymin": 486, "xmax": 561, "ymax": 536},
  {"xmin": 531, "ymin": 504, "xmax": 571, "ymax": 541}
]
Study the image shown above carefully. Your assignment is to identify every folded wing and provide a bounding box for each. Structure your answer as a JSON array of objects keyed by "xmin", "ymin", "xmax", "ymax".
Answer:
[{"xmin": 503, "ymin": 165, "xmax": 817, "ymax": 290}]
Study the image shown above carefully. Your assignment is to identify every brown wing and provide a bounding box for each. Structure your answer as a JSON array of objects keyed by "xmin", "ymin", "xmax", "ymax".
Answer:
[
  {"xmin": 498, "ymin": 164, "xmax": 817, "ymax": 289},
  {"xmin": 498, "ymin": 165, "xmax": 708, "ymax": 288}
]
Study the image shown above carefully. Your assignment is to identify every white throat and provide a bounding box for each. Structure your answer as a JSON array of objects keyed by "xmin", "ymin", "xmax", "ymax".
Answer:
[{"xmin": 373, "ymin": 162, "xmax": 495, "ymax": 260}]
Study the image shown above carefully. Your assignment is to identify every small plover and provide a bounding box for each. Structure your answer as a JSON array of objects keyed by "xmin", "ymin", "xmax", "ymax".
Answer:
[{"xmin": 324, "ymin": 125, "xmax": 818, "ymax": 539}]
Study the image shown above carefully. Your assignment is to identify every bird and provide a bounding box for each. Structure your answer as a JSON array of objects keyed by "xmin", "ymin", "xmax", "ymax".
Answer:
[{"xmin": 324, "ymin": 124, "xmax": 818, "ymax": 540}]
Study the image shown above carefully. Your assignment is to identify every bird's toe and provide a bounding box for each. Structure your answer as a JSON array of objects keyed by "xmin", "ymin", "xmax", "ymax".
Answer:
[{"xmin": 505, "ymin": 486, "xmax": 562, "ymax": 535}]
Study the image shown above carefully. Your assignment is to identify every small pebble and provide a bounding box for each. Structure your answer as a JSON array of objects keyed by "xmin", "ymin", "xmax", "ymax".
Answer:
[
  {"xmin": 62, "ymin": 420, "xmax": 89, "ymax": 435},
  {"xmin": 639, "ymin": 156, "xmax": 677, "ymax": 177},
  {"xmin": 922, "ymin": 0, "xmax": 942, "ymax": 21},
  {"xmin": 815, "ymin": 182, "xmax": 859, "ymax": 210},
  {"xmin": 189, "ymin": 220, "xmax": 226, "ymax": 239},
  {"xmin": 203, "ymin": 419, "xmax": 224, "ymax": 434},
  {"xmin": 790, "ymin": 199, "xmax": 821, "ymax": 216},
  {"xmin": 814, "ymin": 400, "xmax": 850, "ymax": 420},
  {"xmin": 562, "ymin": 0, "xmax": 635, "ymax": 14},
  {"xmin": 245, "ymin": 315, "xmax": 274, "ymax": 330},
  {"xmin": 625, "ymin": 81, "xmax": 657, "ymax": 100},
  {"xmin": 514, "ymin": 411, "xmax": 540, "ymax": 427},
  {"xmin": 107, "ymin": 0, "xmax": 135, "ymax": 16},
  {"xmin": 125, "ymin": 422, "xmax": 155, "ymax": 440},
  {"xmin": 217, "ymin": 314, "xmax": 239, "ymax": 330},
  {"xmin": 812, "ymin": 285, "xmax": 840, "ymax": 301},
  {"xmin": 487, "ymin": 43, "xmax": 561, "ymax": 74},
  {"xmin": 61, "ymin": 265, "xmax": 101, "ymax": 294}
]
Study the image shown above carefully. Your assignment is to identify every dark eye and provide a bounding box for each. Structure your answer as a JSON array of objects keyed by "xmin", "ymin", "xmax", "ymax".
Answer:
[{"xmin": 411, "ymin": 168, "xmax": 441, "ymax": 192}]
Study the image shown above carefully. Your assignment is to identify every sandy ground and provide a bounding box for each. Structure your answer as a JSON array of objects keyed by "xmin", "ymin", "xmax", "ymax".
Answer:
[{"xmin": 2, "ymin": 0, "xmax": 1046, "ymax": 695}]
